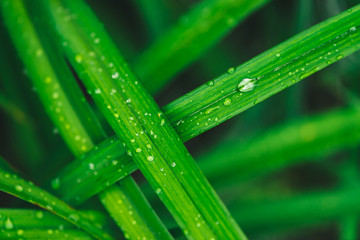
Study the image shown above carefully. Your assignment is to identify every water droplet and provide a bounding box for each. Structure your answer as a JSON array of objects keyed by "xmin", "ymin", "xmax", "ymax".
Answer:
[
  {"xmin": 207, "ymin": 80, "xmax": 214, "ymax": 86},
  {"xmin": 238, "ymin": 78, "xmax": 257, "ymax": 92},
  {"xmin": 52, "ymin": 178, "xmax": 61, "ymax": 189},
  {"xmin": 75, "ymin": 54, "xmax": 82, "ymax": 63},
  {"xmin": 110, "ymin": 88, "xmax": 117, "ymax": 95},
  {"xmin": 89, "ymin": 163, "xmax": 95, "ymax": 170},
  {"xmin": 52, "ymin": 92, "xmax": 59, "ymax": 99},
  {"xmin": 171, "ymin": 162, "xmax": 176, "ymax": 167},
  {"xmin": 223, "ymin": 98, "xmax": 231, "ymax": 106},
  {"xmin": 94, "ymin": 38, "xmax": 100, "ymax": 44},
  {"xmin": 17, "ymin": 229, "xmax": 24, "ymax": 235},
  {"xmin": 15, "ymin": 185, "xmax": 23, "ymax": 192},
  {"xmin": 275, "ymin": 53, "xmax": 281, "ymax": 57},
  {"xmin": 227, "ymin": 67, "xmax": 235, "ymax": 74},
  {"xmin": 147, "ymin": 156, "xmax": 154, "ymax": 161},
  {"xmin": 155, "ymin": 188, "xmax": 161, "ymax": 194},
  {"xmin": 36, "ymin": 211, "xmax": 44, "ymax": 219},
  {"xmin": 135, "ymin": 148, "xmax": 142, "ymax": 153},
  {"xmin": 94, "ymin": 88, "xmax": 101, "ymax": 94},
  {"xmin": 205, "ymin": 106, "xmax": 220, "ymax": 115},
  {"xmin": 126, "ymin": 99, "xmax": 131, "ymax": 103},
  {"xmin": 350, "ymin": 26, "xmax": 356, "ymax": 32},
  {"xmin": 68, "ymin": 213, "xmax": 80, "ymax": 222},
  {"xmin": 336, "ymin": 55, "xmax": 343, "ymax": 60},
  {"xmin": 112, "ymin": 72, "xmax": 119, "ymax": 79},
  {"xmin": 5, "ymin": 217, "xmax": 14, "ymax": 229}
]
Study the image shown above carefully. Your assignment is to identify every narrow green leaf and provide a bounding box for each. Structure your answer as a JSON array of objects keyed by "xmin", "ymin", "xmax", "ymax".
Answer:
[
  {"xmin": 44, "ymin": 0, "xmax": 247, "ymax": 238},
  {"xmin": 0, "ymin": 158, "xmax": 113, "ymax": 240},
  {"xmin": 1, "ymin": 229, "xmax": 92, "ymax": 240},
  {"xmin": 54, "ymin": 4, "xmax": 360, "ymax": 204},
  {"xmin": 1, "ymin": 0, "xmax": 172, "ymax": 239},
  {"xmin": 135, "ymin": 0, "xmax": 270, "ymax": 94},
  {"xmin": 0, "ymin": 209, "xmax": 107, "ymax": 230},
  {"xmin": 99, "ymin": 178, "xmax": 173, "ymax": 240}
]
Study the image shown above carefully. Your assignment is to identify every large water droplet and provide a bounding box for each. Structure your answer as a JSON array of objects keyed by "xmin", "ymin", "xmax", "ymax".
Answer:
[
  {"xmin": 5, "ymin": 217, "xmax": 14, "ymax": 229},
  {"xmin": 238, "ymin": 78, "xmax": 257, "ymax": 92}
]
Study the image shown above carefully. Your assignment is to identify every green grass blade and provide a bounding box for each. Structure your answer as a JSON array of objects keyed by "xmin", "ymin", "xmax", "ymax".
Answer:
[
  {"xmin": 164, "ymin": 5, "xmax": 360, "ymax": 142},
  {"xmin": 1, "ymin": 229, "xmax": 92, "ymax": 240},
  {"xmin": 53, "ymin": 4, "xmax": 360, "ymax": 204},
  {"xmin": 0, "ymin": 158, "xmax": 113, "ymax": 240},
  {"xmin": 0, "ymin": 209, "xmax": 110, "ymax": 239},
  {"xmin": 0, "ymin": 209, "xmax": 108, "ymax": 230},
  {"xmin": 135, "ymin": 0, "xmax": 270, "ymax": 94},
  {"xmin": 45, "ymin": 0, "xmax": 247, "ymax": 238},
  {"xmin": 2, "ymin": 0, "xmax": 172, "ymax": 239},
  {"xmin": 99, "ymin": 178, "xmax": 173, "ymax": 240}
]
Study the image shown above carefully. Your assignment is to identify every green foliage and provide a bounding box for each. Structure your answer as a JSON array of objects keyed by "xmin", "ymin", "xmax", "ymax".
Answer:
[{"xmin": 1, "ymin": 0, "xmax": 360, "ymax": 239}]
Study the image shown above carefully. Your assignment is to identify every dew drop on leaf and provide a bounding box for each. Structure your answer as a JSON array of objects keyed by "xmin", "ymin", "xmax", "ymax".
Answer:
[
  {"xmin": 4, "ymin": 217, "xmax": 14, "ymax": 230},
  {"xmin": 227, "ymin": 67, "xmax": 235, "ymax": 74},
  {"xmin": 51, "ymin": 178, "xmax": 61, "ymax": 189},
  {"xmin": 15, "ymin": 185, "xmax": 23, "ymax": 192},
  {"xmin": 238, "ymin": 78, "xmax": 257, "ymax": 92},
  {"xmin": 223, "ymin": 98, "xmax": 231, "ymax": 106}
]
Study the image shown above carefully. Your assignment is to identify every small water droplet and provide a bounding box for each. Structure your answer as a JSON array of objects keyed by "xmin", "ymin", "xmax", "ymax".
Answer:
[
  {"xmin": 52, "ymin": 178, "xmax": 61, "ymax": 189},
  {"xmin": 350, "ymin": 26, "xmax": 356, "ymax": 32},
  {"xmin": 15, "ymin": 185, "xmax": 23, "ymax": 192},
  {"xmin": 36, "ymin": 211, "xmax": 44, "ymax": 219},
  {"xmin": 227, "ymin": 67, "xmax": 235, "ymax": 74},
  {"xmin": 160, "ymin": 119, "xmax": 165, "ymax": 126},
  {"xmin": 112, "ymin": 72, "xmax": 119, "ymax": 79},
  {"xmin": 207, "ymin": 80, "xmax": 214, "ymax": 86},
  {"xmin": 94, "ymin": 88, "xmax": 101, "ymax": 94},
  {"xmin": 336, "ymin": 55, "xmax": 343, "ymax": 60},
  {"xmin": 155, "ymin": 188, "xmax": 161, "ymax": 194},
  {"xmin": 75, "ymin": 54, "xmax": 82, "ymax": 63},
  {"xmin": 275, "ymin": 53, "xmax": 281, "ymax": 57},
  {"xmin": 136, "ymin": 148, "xmax": 142, "ymax": 153},
  {"xmin": 147, "ymin": 156, "xmax": 154, "ymax": 161},
  {"xmin": 171, "ymin": 162, "xmax": 176, "ymax": 167},
  {"xmin": 205, "ymin": 106, "xmax": 220, "ymax": 115},
  {"xmin": 238, "ymin": 78, "xmax": 257, "ymax": 92},
  {"xmin": 17, "ymin": 229, "xmax": 24, "ymax": 235},
  {"xmin": 223, "ymin": 98, "xmax": 231, "ymax": 106},
  {"xmin": 68, "ymin": 213, "xmax": 80, "ymax": 222},
  {"xmin": 110, "ymin": 88, "xmax": 117, "ymax": 95},
  {"xmin": 89, "ymin": 163, "xmax": 95, "ymax": 170}
]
